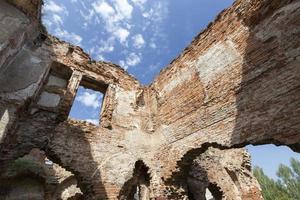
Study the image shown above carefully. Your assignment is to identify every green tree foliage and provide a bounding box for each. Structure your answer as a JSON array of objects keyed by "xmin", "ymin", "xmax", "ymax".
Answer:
[{"xmin": 253, "ymin": 158, "xmax": 300, "ymax": 200}]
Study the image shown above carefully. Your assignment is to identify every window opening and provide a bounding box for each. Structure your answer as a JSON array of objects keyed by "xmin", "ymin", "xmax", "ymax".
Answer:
[{"xmin": 68, "ymin": 83, "xmax": 105, "ymax": 126}]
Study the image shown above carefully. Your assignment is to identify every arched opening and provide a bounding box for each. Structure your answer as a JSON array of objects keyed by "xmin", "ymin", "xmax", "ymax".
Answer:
[
  {"xmin": 44, "ymin": 162, "xmax": 83, "ymax": 200},
  {"xmin": 167, "ymin": 143, "xmax": 300, "ymax": 200},
  {"xmin": 0, "ymin": 148, "xmax": 83, "ymax": 200},
  {"xmin": 0, "ymin": 149, "xmax": 47, "ymax": 200},
  {"xmin": 132, "ymin": 161, "xmax": 151, "ymax": 200},
  {"xmin": 187, "ymin": 154, "xmax": 224, "ymax": 200},
  {"xmin": 119, "ymin": 160, "xmax": 151, "ymax": 200},
  {"xmin": 167, "ymin": 144, "xmax": 263, "ymax": 199},
  {"xmin": 206, "ymin": 183, "xmax": 222, "ymax": 200},
  {"xmin": 184, "ymin": 143, "xmax": 300, "ymax": 200},
  {"xmin": 54, "ymin": 176, "xmax": 82, "ymax": 200},
  {"xmin": 188, "ymin": 179, "xmax": 223, "ymax": 200}
]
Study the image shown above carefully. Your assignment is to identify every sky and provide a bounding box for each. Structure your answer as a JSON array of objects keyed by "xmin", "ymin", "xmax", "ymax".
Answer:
[
  {"xmin": 42, "ymin": 0, "xmax": 299, "ymax": 180},
  {"xmin": 69, "ymin": 86, "xmax": 103, "ymax": 125},
  {"xmin": 42, "ymin": 0, "xmax": 234, "ymax": 84},
  {"xmin": 247, "ymin": 144, "xmax": 300, "ymax": 179}
]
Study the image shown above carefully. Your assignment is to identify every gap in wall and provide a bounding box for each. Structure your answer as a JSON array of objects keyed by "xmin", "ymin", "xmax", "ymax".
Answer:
[
  {"xmin": 247, "ymin": 144, "xmax": 300, "ymax": 179},
  {"xmin": 68, "ymin": 86, "xmax": 104, "ymax": 126},
  {"xmin": 0, "ymin": 149, "xmax": 82, "ymax": 200},
  {"xmin": 205, "ymin": 185, "xmax": 220, "ymax": 200},
  {"xmin": 247, "ymin": 144, "xmax": 300, "ymax": 199}
]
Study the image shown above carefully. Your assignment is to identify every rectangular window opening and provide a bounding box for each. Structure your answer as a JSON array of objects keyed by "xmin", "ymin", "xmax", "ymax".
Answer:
[
  {"xmin": 35, "ymin": 62, "xmax": 72, "ymax": 111},
  {"xmin": 68, "ymin": 77, "xmax": 107, "ymax": 126}
]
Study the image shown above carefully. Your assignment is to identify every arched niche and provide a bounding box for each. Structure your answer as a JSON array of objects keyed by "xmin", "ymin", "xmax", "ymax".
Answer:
[
  {"xmin": 119, "ymin": 160, "xmax": 151, "ymax": 200},
  {"xmin": 0, "ymin": 148, "xmax": 83, "ymax": 200}
]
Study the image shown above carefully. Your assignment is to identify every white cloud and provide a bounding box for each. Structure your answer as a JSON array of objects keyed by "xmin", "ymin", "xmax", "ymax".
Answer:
[
  {"xmin": 149, "ymin": 42, "xmax": 156, "ymax": 49},
  {"xmin": 131, "ymin": 0, "xmax": 147, "ymax": 4},
  {"xmin": 55, "ymin": 28, "xmax": 82, "ymax": 45},
  {"xmin": 89, "ymin": 46, "xmax": 107, "ymax": 60},
  {"xmin": 93, "ymin": 0, "xmax": 133, "ymax": 23},
  {"xmin": 76, "ymin": 91, "xmax": 101, "ymax": 109},
  {"xmin": 96, "ymin": 55, "xmax": 106, "ymax": 61},
  {"xmin": 142, "ymin": 2, "xmax": 168, "ymax": 23},
  {"xmin": 88, "ymin": 37, "xmax": 114, "ymax": 60},
  {"xmin": 44, "ymin": 1, "xmax": 64, "ymax": 13},
  {"xmin": 132, "ymin": 34, "xmax": 145, "ymax": 49},
  {"xmin": 119, "ymin": 52, "xmax": 141, "ymax": 70},
  {"xmin": 86, "ymin": 119, "xmax": 99, "ymax": 125},
  {"xmin": 92, "ymin": 0, "xmax": 134, "ymax": 45},
  {"xmin": 99, "ymin": 37, "xmax": 115, "ymax": 53},
  {"xmin": 114, "ymin": 0, "xmax": 133, "ymax": 19},
  {"xmin": 42, "ymin": 0, "xmax": 169, "ymax": 75},
  {"xmin": 100, "ymin": 44, "xmax": 114, "ymax": 53},
  {"xmin": 126, "ymin": 52, "xmax": 141, "ymax": 66},
  {"xmin": 131, "ymin": 0, "xmax": 147, "ymax": 10},
  {"xmin": 43, "ymin": 18, "xmax": 52, "ymax": 27},
  {"xmin": 53, "ymin": 14, "xmax": 63, "ymax": 25},
  {"xmin": 114, "ymin": 28, "xmax": 130, "ymax": 44},
  {"xmin": 80, "ymin": 10, "xmax": 95, "ymax": 24},
  {"xmin": 93, "ymin": 1, "xmax": 115, "ymax": 19},
  {"xmin": 43, "ymin": 0, "xmax": 79, "ymax": 45},
  {"xmin": 119, "ymin": 60, "xmax": 126, "ymax": 67}
]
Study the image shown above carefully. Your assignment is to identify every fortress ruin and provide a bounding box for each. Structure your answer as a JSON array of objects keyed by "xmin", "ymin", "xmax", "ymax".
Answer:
[{"xmin": 0, "ymin": 0, "xmax": 299, "ymax": 199}]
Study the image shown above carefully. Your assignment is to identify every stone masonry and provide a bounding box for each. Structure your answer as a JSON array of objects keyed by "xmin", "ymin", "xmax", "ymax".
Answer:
[
  {"xmin": 0, "ymin": 0, "xmax": 299, "ymax": 199},
  {"xmin": 0, "ymin": 148, "xmax": 83, "ymax": 200}
]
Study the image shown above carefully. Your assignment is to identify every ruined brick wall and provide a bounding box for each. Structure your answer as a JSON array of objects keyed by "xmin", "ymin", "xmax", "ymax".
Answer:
[
  {"xmin": 188, "ymin": 148, "xmax": 263, "ymax": 200},
  {"xmin": 151, "ymin": 0, "xmax": 300, "ymax": 148},
  {"xmin": 151, "ymin": 0, "xmax": 300, "ymax": 196},
  {"xmin": 0, "ymin": 0, "xmax": 299, "ymax": 199},
  {"xmin": 0, "ymin": 1, "xmax": 158, "ymax": 199}
]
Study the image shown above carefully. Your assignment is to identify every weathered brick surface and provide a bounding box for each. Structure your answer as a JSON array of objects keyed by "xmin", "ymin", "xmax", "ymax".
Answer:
[
  {"xmin": 188, "ymin": 147, "xmax": 263, "ymax": 200},
  {"xmin": 151, "ymin": 0, "xmax": 300, "ymax": 148},
  {"xmin": 0, "ymin": 149, "xmax": 83, "ymax": 200},
  {"xmin": 0, "ymin": 0, "xmax": 299, "ymax": 199}
]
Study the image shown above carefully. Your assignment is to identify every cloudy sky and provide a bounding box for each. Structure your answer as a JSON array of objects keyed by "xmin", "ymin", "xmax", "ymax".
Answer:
[
  {"xmin": 42, "ymin": 0, "xmax": 233, "ymax": 84},
  {"xmin": 42, "ymin": 0, "xmax": 300, "ymax": 180}
]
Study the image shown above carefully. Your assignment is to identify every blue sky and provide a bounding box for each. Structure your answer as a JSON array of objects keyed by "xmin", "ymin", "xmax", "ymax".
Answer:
[
  {"xmin": 42, "ymin": 0, "xmax": 233, "ymax": 84},
  {"xmin": 69, "ymin": 86, "xmax": 103, "ymax": 125},
  {"xmin": 42, "ymin": 0, "xmax": 299, "ymax": 180},
  {"xmin": 247, "ymin": 145, "xmax": 300, "ymax": 179}
]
